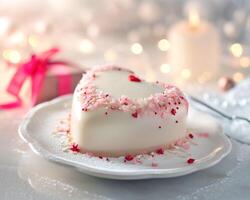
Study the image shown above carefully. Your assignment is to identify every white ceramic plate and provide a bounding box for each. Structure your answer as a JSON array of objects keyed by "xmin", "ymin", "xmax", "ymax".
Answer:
[{"xmin": 19, "ymin": 95, "xmax": 232, "ymax": 180}]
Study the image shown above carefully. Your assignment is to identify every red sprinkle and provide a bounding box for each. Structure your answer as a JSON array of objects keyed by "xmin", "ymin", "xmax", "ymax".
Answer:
[
  {"xmin": 152, "ymin": 162, "xmax": 158, "ymax": 167},
  {"xmin": 171, "ymin": 108, "xmax": 176, "ymax": 115},
  {"xmin": 156, "ymin": 148, "xmax": 164, "ymax": 155},
  {"xmin": 124, "ymin": 155, "xmax": 134, "ymax": 161},
  {"xmin": 131, "ymin": 112, "xmax": 138, "ymax": 118},
  {"xmin": 70, "ymin": 143, "xmax": 80, "ymax": 152},
  {"xmin": 128, "ymin": 74, "xmax": 141, "ymax": 82},
  {"xmin": 82, "ymin": 108, "xmax": 88, "ymax": 111},
  {"xmin": 158, "ymin": 126, "xmax": 162, "ymax": 129},
  {"xmin": 99, "ymin": 156, "xmax": 103, "ymax": 159},
  {"xmin": 189, "ymin": 133, "xmax": 194, "ymax": 139},
  {"xmin": 187, "ymin": 158, "xmax": 195, "ymax": 164}
]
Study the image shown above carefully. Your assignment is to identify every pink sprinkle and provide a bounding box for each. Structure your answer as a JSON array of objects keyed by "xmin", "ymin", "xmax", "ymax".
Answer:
[
  {"xmin": 182, "ymin": 142, "xmax": 190, "ymax": 150},
  {"xmin": 56, "ymin": 127, "xmax": 70, "ymax": 132},
  {"xmin": 196, "ymin": 133, "xmax": 209, "ymax": 138},
  {"xmin": 76, "ymin": 66, "xmax": 188, "ymax": 122},
  {"xmin": 135, "ymin": 158, "xmax": 142, "ymax": 164},
  {"xmin": 176, "ymin": 139, "xmax": 184, "ymax": 146},
  {"xmin": 152, "ymin": 162, "xmax": 158, "ymax": 167},
  {"xmin": 86, "ymin": 152, "xmax": 94, "ymax": 157}
]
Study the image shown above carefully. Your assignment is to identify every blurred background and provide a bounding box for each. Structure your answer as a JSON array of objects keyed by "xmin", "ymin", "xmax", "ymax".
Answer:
[
  {"xmin": 1, "ymin": 0, "xmax": 250, "ymax": 105},
  {"xmin": 1, "ymin": 2, "xmax": 250, "ymax": 199}
]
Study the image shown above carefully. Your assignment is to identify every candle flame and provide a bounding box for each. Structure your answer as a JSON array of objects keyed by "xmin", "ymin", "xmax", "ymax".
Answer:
[{"xmin": 188, "ymin": 9, "xmax": 200, "ymax": 28}]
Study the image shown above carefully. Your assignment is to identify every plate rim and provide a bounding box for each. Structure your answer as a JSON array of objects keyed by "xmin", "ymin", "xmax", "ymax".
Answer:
[{"xmin": 18, "ymin": 95, "xmax": 232, "ymax": 180}]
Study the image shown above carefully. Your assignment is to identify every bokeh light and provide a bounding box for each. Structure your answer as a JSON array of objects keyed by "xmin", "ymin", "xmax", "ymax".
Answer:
[
  {"xmin": 158, "ymin": 39, "xmax": 170, "ymax": 51},
  {"xmin": 230, "ymin": 43, "xmax": 243, "ymax": 57},
  {"xmin": 130, "ymin": 43, "xmax": 143, "ymax": 55},
  {"xmin": 160, "ymin": 63, "xmax": 171, "ymax": 73}
]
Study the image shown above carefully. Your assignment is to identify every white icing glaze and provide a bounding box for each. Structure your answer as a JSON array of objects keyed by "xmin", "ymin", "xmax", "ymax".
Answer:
[
  {"xmin": 94, "ymin": 70, "xmax": 164, "ymax": 99},
  {"xmin": 71, "ymin": 66, "xmax": 188, "ymax": 157}
]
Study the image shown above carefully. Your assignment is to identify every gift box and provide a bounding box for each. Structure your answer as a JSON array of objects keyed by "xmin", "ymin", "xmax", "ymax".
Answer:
[
  {"xmin": 36, "ymin": 66, "xmax": 84, "ymax": 104},
  {"xmin": 0, "ymin": 48, "xmax": 85, "ymax": 109}
]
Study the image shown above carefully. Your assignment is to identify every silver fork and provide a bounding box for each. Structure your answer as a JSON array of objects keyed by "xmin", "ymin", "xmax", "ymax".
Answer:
[{"xmin": 189, "ymin": 95, "xmax": 250, "ymax": 123}]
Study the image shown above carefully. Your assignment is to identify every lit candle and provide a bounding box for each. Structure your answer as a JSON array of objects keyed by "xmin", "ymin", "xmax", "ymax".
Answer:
[{"xmin": 169, "ymin": 10, "xmax": 220, "ymax": 80}]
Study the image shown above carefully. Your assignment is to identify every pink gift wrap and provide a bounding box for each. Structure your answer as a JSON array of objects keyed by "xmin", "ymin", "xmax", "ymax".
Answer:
[
  {"xmin": 0, "ymin": 48, "xmax": 85, "ymax": 109},
  {"xmin": 36, "ymin": 68, "xmax": 84, "ymax": 104}
]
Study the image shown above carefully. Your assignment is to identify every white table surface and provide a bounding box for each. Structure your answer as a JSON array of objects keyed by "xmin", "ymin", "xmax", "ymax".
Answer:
[{"xmin": 1, "ymin": 108, "xmax": 250, "ymax": 200}]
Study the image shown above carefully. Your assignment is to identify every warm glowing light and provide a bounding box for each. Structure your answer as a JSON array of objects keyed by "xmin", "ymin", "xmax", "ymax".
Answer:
[
  {"xmin": 233, "ymin": 72, "xmax": 244, "ymax": 82},
  {"xmin": 160, "ymin": 63, "xmax": 171, "ymax": 74},
  {"xmin": 230, "ymin": 43, "xmax": 243, "ymax": 57},
  {"xmin": 130, "ymin": 43, "xmax": 143, "ymax": 55},
  {"xmin": 239, "ymin": 56, "xmax": 250, "ymax": 68},
  {"xmin": 79, "ymin": 39, "xmax": 94, "ymax": 54},
  {"xmin": 3, "ymin": 49, "xmax": 21, "ymax": 64},
  {"xmin": 188, "ymin": 9, "xmax": 200, "ymax": 28},
  {"xmin": 0, "ymin": 17, "xmax": 10, "ymax": 35},
  {"xmin": 9, "ymin": 31, "xmax": 25, "ymax": 45},
  {"xmin": 104, "ymin": 50, "xmax": 117, "ymax": 61},
  {"xmin": 181, "ymin": 68, "xmax": 191, "ymax": 79},
  {"xmin": 158, "ymin": 39, "xmax": 170, "ymax": 51},
  {"xmin": 28, "ymin": 35, "xmax": 39, "ymax": 47}
]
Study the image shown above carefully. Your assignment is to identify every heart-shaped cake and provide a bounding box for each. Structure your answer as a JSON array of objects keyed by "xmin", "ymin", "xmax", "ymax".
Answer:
[{"xmin": 71, "ymin": 66, "xmax": 189, "ymax": 157}]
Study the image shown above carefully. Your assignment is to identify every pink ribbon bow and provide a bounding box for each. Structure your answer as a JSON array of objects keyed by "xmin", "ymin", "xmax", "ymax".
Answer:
[{"xmin": 0, "ymin": 48, "xmax": 72, "ymax": 109}]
